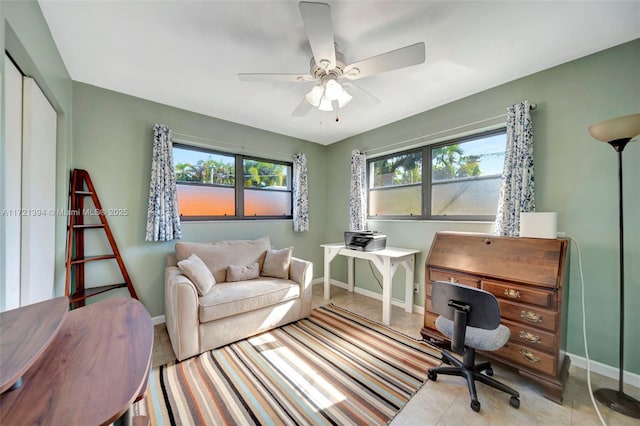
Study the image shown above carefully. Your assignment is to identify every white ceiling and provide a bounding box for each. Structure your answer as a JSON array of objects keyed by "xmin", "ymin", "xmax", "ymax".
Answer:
[{"xmin": 39, "ymin": 1, "xmax": 639, "ymax": 145}]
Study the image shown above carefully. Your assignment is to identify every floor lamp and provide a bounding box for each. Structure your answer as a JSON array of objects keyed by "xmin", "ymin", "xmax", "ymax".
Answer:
[{"xmin": 588, "ymin": 113, "xmax": 640, "ymax": 419}]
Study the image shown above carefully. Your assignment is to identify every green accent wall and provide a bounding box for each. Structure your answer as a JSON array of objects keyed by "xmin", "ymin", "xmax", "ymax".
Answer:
[
  {"xmin": 72, "ymin": 82, "xmax": 328, "ymax": 317},
  {"xmin": 326, "ymin": 39, "xmax": 640, "ymax": 373},
  {"xmin": 0, "ymin": 0, "xmax": 73, "ymax": 309}
]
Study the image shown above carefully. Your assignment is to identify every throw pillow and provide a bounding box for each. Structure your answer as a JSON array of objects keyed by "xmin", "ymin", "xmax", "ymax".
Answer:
[
  {"xmin": 261, "ymin": 247, "xmax": 293, "ymax": 279},
  {"xmin": 226, "ymin": 262, "xmax": 260, "ymax": 282},
  {"xmin": 177, "ymin": 254, "xmax": 216, "ymax": 296}
]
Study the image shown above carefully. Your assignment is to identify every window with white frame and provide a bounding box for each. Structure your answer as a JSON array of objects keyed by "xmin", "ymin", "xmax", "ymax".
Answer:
[
  {"xmin": 173, "ymin": 144, "xmax": 292, "ymax": 220},
  {"xmin": 368, "ymin": 129, "xmax": 506, "ymax": 220}
]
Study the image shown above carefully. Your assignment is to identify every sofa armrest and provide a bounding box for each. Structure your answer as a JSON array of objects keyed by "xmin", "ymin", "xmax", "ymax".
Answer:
[
  {"xmin": 165, "ymin": 265, "xmax": 200, "ymax": 361},
  {"xmin": 289, "ymin": 257, "xmax": 313, "ymax": 318}
]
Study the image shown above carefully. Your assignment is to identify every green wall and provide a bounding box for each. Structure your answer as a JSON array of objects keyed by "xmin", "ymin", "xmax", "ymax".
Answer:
[
  {"xmin": 0, "ymin": 0, "xmax": 73, "ymax": 309},
  {"xmin": 72, "ymin": 82, "xmax": 328, "ymax": 317},
  {"xmin": 326, "ymin": 40, "xmax": 640, "ymax": 373}
]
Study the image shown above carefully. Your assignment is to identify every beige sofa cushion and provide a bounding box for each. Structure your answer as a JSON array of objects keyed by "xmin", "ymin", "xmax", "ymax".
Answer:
[
  {"xmin": 198, "ymin": 278, "xmax": 300, "ymax": 322},
  {"xmin": 261, "ymin": 247, "xmax": 292, "ymax": 279},
  {"xmin": 177, "ymin": 254, "xmax": 216, "ymax": 296},
  {"xmin": 175, "ymin": 237, "xmax": 270, "ymax": 283},
  {"xmin": 226, "ymin": 262, "xmax": 260, "ymax": 282}
]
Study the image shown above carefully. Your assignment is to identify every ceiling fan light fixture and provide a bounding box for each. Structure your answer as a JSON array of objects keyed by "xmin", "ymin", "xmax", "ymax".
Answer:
[
  {"xmin": 318, "ymin": 95, "xmax": 333, "ymax": 111},
  {"xmin": 305, "ymin": 84, "xmax": 324, "ymax": 107},
  {"xmin": 337, "ymin": 89, "xmax": 352, "ymax": 108},
  {"xmin": 324, "ymin": 79, "xmax": 343, "ymax": 101}
]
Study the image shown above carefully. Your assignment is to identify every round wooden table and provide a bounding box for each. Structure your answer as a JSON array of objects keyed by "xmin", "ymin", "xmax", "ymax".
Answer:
[{"xmin": 0, "ymin": 297, "xmax": 153, "ymax": 425}]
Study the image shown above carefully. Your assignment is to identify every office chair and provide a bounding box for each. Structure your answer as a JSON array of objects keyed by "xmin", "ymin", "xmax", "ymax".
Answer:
[{"xmin": 427, "ymin": 280, "xmax": 520, "ymax": 412}]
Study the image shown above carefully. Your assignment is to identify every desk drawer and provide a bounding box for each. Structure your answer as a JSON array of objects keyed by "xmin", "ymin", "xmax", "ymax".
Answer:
[
  {"xmin": 499, "ymin": 300, "xmax": 557, "ymax": 333},
  {"xmin": 428, "ymin": 269, "xmax": 480, "ymax": 288},
  {"xmin": 494, "ymin": 341, "xmax": 557, "ymax": 376},
  {"xmin": 502, "ymin": 319, "xmax": 556, "ymax": 353},
  {"xmin": 483, "ymin": 279, "xmax": 555, "ymax": 308}
]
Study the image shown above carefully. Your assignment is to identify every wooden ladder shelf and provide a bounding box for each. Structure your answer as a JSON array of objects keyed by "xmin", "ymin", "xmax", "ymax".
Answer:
[{"xmin": 64, "ymin": 169, "xmax": 138, "ymax": 307}]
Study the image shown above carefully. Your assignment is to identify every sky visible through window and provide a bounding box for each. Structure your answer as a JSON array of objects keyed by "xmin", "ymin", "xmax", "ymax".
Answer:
[
  {"xmin": 173, "ymin": 147, "xmax": 231, "ymax": 166},
  {"xmin": 459, "ymin": 133, "xmax": 506, "ymax": 176}
]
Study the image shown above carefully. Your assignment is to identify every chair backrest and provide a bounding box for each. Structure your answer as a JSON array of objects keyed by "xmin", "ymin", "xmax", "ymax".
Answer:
[{"xmin": 431, "ymin": 281, "xmax": 501, "ymax": 330}]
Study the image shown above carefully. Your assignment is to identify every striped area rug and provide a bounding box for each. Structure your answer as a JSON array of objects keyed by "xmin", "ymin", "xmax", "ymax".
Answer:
[{"xmin": 133, "ymin": 304, "xmax": 440, "ymax": 425}]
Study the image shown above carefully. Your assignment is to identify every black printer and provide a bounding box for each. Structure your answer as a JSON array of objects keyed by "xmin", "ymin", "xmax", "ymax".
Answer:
[{"xmin": 344, "ymin": 231, "xmax": 387, "ymax": 252}]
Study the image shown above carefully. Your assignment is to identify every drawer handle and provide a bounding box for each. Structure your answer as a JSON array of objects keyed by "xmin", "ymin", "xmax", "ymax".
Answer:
[
  {"xmin": 448, "ymin": 277, "xmax": 459, "ymax": 284},
  {"xmin": 519, "ymin": 331, "xmax": 541, "ymax": 344},
  {"xmin": 521, "ymin": 310, "xmax": 542, "ymax": 323},
  {"xmin": 504, "ymin": 289, "xmax": 521, "ymax": 299},
  {"xmin": 519, "ymin": 349, "xmax": 541, "ymax": 364}
]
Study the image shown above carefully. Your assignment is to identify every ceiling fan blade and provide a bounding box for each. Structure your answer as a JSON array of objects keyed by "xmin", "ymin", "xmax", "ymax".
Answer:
[
  {"xmin": 292, "ymin": 98, "xmax": 313, "ymax": 117},
  {"xmin": 342, "ymin": 82, "xmax": 380, "ymax": 103},
  {"xmin": 238, "ymin": 73, "xmax": 315, "ymax": 82},
  {"xmin": 299, "ymin": 2, "xmax": 336, "ymax": 70},
  {"xmin": 343, "ymin": 42, "xmax": 425, "ymax": 80}
]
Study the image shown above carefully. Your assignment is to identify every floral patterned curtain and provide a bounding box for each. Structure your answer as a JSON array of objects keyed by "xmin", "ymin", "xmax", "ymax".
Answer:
[
  {"xmin": 145, "ymin": 123, "xmax": 182, "ymax": 241},
  {"xmin": 349, "ymin": 149, "xmax": 367, "ymax": 231},
  {"xmin": 494, "ymin": 101, "xmax": 535, "ymax": 236},
  {"xmin": 292, "ymin": 153, "xmax": 309, "ymax": 232}
]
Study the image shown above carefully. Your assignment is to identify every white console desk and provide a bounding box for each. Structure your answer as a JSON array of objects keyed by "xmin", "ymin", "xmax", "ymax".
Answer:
[{"xmin": 321, "ymin": 243, "xmax": 420, "ymax": 325}]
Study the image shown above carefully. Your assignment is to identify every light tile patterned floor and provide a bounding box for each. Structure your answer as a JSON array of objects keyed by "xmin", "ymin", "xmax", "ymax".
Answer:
[{"xmin": 152, "ymin": 284, "xmax": 640, "ymax": 425}]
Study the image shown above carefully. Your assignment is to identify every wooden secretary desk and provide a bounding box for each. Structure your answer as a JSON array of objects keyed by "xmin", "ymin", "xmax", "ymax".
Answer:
[{"xmin": 422, "ymin": 232, "xmax": 570, "ymax": 403}]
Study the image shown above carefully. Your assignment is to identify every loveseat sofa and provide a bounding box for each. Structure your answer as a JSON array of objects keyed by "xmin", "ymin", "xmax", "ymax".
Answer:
[{"xmin": 164, "ymin": 237, "xmax": 313, "ymax": 361}]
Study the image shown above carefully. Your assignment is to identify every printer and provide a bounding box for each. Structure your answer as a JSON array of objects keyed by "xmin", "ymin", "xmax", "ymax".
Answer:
[{"xmin": 344, "ymin": 231, "xmax": 387, "ymax": 252}]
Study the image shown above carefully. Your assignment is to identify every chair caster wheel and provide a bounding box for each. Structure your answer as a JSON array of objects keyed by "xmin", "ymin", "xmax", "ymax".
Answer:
[
  {"xmin": 471, "ymin": 400, "xmax": 481, "ymax": 412},
  {"xmin": 510, "ymin": 396, "xmax": 520, "ymax": 409},
  {"xmin": 427, "ymin": 370, "xmax": 437, "ymax": 381},
  {"xmin": 485, "ymin": 367, "xmax": 493, "ymax": 376}
]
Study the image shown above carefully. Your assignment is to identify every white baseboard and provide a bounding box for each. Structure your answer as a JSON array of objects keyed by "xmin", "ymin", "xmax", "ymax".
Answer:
[
  {"xmin": 152, "ymin": 315, "xmax": 165, "ymax": 325},
  {"xmin": 567, "ymin": 352, "xmax": 640, "ymax": 389},
  {"xmin": 313, "ymin": 278, "xmax": 424, "ymax": 315}
]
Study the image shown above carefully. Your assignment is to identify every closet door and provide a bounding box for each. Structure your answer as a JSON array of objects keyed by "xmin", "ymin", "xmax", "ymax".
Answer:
[
  {"xmin": 3, "ymin": 56, "xmax": 23, "ymax": 311},
  {"xmin": 20, "ymin": 76, "xmax": 58, "ymax": 306}
]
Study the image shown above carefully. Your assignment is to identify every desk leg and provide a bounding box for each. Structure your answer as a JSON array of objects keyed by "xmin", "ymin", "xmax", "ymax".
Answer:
[
  {"xmin": 403, "ymin": 256, "xmax": 415, "ymax": 314},
  {"xmin": 347, "ymin": 257, "xmax": 355, "ymax": 292},
  {"xmin": 381, "ymin": 257, "xmax": 392, "ymax": 326},
  {"xmin": 323, "ymin": 247, "xmax": 343, "ymax": 300},
  {"xmin": 323, "ymin": 246, "xmax": 331, "ymax": 300}
]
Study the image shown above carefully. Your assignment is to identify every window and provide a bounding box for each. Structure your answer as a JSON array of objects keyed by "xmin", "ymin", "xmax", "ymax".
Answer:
[
  {"xmin": 369, "ymin": 151, "xmax": 423, "ymax": 216},
  {"xmin": 173, "ymin": 144, "xmax": 292, "ymax": 220},
  {"xmin": 242, "ymin": 157, "xmax": 291, "ymax": 217},
  {"xmin": 368, "ymin": 129, "xmax": 506, "ymax": 220}
]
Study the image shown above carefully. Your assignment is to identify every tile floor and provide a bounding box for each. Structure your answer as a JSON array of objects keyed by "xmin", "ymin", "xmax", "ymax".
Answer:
[{"xmin": 151, "ymin": 284, "xmax": 640, "ymax": 425}]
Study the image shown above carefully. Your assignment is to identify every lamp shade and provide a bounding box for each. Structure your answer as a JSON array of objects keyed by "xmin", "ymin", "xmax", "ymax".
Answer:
[
  {"xmin": 318, "ymin": 95, "xmax": 333, "ymax": 111},
  {"xmin": 324, "ymin": 79, "xmax": 343, "ymax": 101},
  {"xmin": 337, "ymin": 89, "xmax": 352, "ymax": 108},
  {"xmin": 588, "ymin": 113, "xmax": 640, "ymax": 142},
  {"xmin": 305, "ymin": 85, "xmax": 324, "ymax": 107}
]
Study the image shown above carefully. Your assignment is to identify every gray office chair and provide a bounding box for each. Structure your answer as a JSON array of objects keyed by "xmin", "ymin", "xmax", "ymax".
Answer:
[{"xmin": 427, "ymin": 280, "xmax": 520, "ymax": 412}]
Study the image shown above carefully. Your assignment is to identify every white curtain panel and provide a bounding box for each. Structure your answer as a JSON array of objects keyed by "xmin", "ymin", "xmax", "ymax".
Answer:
[
  {"xmin": 292, "ymin": 152, "xmax": 309, "ymax": 232},
  {"xmin": 495, "ymin": 101, "xmax": 535, "ymax": 236},
  {"xmin": 145, "ymin": 123, "xmax": 182, "ymax": 242},
  {"xmin": 349, "ymin": 149, "xmax": 368, "ymax": 231}
]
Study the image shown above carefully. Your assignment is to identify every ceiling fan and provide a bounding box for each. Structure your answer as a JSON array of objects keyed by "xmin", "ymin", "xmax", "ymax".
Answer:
[{"xmin": 238, "ymin": 1, "xmax": 425, "ymax": 118}]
